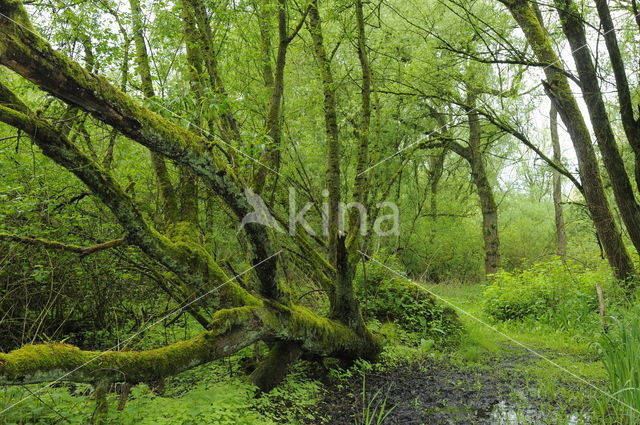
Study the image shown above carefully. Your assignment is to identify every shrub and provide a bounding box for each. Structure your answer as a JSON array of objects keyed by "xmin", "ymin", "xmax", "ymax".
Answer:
[
  {"xmin": 355, "ymin": 255, "xmax": 461, "ymax": 342},
  {"xmin": 482, "ymin": 258, "xmax": 612, "ymax": 330}
]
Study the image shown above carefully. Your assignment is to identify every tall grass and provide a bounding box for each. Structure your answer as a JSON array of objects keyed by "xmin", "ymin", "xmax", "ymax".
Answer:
[
  {"xmin": 354, "ymin": 376, "xmax": 396, "ymax": 425},
  {"xmin": 598, "ymin": 316, "xmax": 640, "ymax": 424}
]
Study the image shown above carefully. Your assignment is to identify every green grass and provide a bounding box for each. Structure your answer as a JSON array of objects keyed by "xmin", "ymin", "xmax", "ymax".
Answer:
[
  {"xmin": 424, "ymin": 281, "xmax": 606, "ymax": 408},
  {"xmin": 596, "ymin": 316, "xmax": 640, "ymax": 424}
]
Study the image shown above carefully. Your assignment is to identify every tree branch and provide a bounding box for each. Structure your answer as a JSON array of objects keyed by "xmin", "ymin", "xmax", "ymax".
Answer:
[
  {"xmin": 0, "ymin": 304, "xmax": 379, "ymax": 385},
  {"xmin": 0, "ymin": 233, "xmax": 126, "ymax": 257},
  {"xmin": 0, "ymin": 0, "xmax": 278, "ymax": 297}
]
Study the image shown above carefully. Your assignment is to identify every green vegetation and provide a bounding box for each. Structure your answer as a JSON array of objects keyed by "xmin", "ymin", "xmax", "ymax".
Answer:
[
  {"xmin": 1, "ymin": 0, "xmax": 640, "ymax": 423},
  {"xmin": 597, "ymin": 315, "xmax": 640, "ymax": 424},
  {"xmin": 483, "ymin": 258, "xmax": 613, "ymax": 331},
  {"xmin": 354, "ymin": 376, "xmax": 396, "ymax": 425}
]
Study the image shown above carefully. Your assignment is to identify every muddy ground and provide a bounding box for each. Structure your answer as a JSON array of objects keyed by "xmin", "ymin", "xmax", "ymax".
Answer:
[{"xmin": 311, "ymin": 347, "xmax": 590, "ymax": 425}]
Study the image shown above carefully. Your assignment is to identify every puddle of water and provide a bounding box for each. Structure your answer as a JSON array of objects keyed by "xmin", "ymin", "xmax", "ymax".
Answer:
[{"xmin": 489, "ymin": 401, "xmax": 588, "ymax": 425}]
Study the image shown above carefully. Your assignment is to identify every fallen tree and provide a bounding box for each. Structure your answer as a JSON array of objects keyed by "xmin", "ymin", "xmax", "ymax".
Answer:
[
  {"xmin": 0, "ymin": 304, "xmax": 379, "ymax": 386},
  {"xmin": 0, "ymin": 0, "xmax": 456, "ymax": 402}
]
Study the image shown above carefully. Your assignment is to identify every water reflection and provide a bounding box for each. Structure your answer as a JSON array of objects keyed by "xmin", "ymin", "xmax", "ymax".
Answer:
[{"xmin": 489, "ymin": 401, "xmax": 587, "ymax": 425}]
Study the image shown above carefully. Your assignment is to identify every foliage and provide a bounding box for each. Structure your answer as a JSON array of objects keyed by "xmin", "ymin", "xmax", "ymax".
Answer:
[
  {"xmin": 0, "ymin": 357, "xmax": 323, "ymax": 425},
  {"xmin": 354, "ymin": 376, "xmax": 396, "ymax": 425},
  {"xmin": 253, "ymin": 362, "xmax": 322, "ymax": 424},
  {"xmin": 483, "ymin": 258, "xmax": 613, "ymax": 331},
  {"xmin": 355, "ymin": 256, "xmax": 461, "ymax": 343},
  {"xmin": 1, "ymin": 384, "xmax": 95, "ymax": 425},
  {"xmin": 596, "ymin": 315, "xmax": 640, "ymax": 425},
  {"xmin": 108, "ymin": 382, "xmax": 272, "ymax": 425},
  {"xmin": 1, "ymin": 0, "xmax": 640, "ymax": 421}
]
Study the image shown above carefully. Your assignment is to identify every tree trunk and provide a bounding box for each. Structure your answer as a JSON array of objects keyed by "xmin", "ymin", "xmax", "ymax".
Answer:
[
  {"xmin": 185, "ymin": 0, "xmax": 242, "ymax": 144},
  {"xmin": 593, "ymin": 0, "xmax": 640, "ymax": 192},
  {"xmin": 347, "ymin": 0, "xmax": 371, "ymax": 239},
  {"xmin": 466, "ymin": 94, "xmax": 500, "ymax": 275},
  {"xmin": 308, "ymin": 0, "xmax": 366, "ymax": 330},
  {"xmin": 249, "ymin": 341, "xmax": 302, "ymax": 392},
  {"xmin": 0, "ymin": 304, "xmax": 378, "ymax": 386},
  {"xmin": 555, "ymin": 0, "xmax": 640, "ymax": 256},
  {"xmin": 550, "ymin": 104, "xmax": 567, "ymax": 257},
  {"xmin": 308, "ymin": 0, "xmax": 341, "ymax": 269},
  {"xmin": 129, "ymin": 0, "xmax": 179, "ymax": 224},
  {"xmin": 500, "ymin": 0, "xmax": 634, "ymax": 281},
  {"xmin": 0, "ymin": 2, "xmax": 279, "ymax": 299},
  {"xmin": 253, "ymin": 0, "xmax": 290, "ymax": 194}
]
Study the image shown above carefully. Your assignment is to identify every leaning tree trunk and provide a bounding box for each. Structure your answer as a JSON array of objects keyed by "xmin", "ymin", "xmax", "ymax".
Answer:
[
  {"xmin": 499, "ymin": 0, "xmax": 634, "ymax": 281},
  {"xmin": 0, "ymin": 0, "xmax": 384, "ymax": 395},
  {"xmin": 593, "ymin": 0, "xmax": 640, "ymax": 192},
  {"xmin": 554, "ymin": 0, "xmax": 640, "ymax": 256}
]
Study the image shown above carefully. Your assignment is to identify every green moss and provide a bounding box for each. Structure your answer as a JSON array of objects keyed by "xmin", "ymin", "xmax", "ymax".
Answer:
[
  {"xmin": 357, "ymin": 275, "xmax": 462, "ymax": 343},
  {"xmin": 0, "ymin": 306, "xmax": 270, "ymax": 384},
  {"xmin": 257, "ymin": 303, "xmax": 380, "ymax": 359},
  {"xmin": 0, "ymin": 343, "xmax": 97, "ymax": 381}
]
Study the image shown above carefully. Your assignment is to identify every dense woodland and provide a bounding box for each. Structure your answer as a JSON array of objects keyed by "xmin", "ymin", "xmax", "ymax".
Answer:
[{"xmin": 0, "ymin": 0, "xmax": 640, "ymax": 423}]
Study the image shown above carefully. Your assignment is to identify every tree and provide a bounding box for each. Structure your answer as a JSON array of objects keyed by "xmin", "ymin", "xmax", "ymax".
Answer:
[
  {"xmin": 497, "ymin": 0, "xmax": 635, "ymax": 281},
  {"xmin": 0, "ymin": 0, "xmax": 382, "ymax": 392},
  {"xmin": 550, "ymin": 104, "xmax": 567, "ymax": 256},
  {"xmin": 552, "ymin": 0, "xmax": 640, "ymax": 256}
]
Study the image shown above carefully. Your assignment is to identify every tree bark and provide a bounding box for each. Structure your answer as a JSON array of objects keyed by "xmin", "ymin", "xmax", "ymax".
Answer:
[
  {"xmin": 308, "ymin": 0, "xmax": 341, "ymax": 269},
  {"xmin": 0, "ymin": 302, "xmax": 379, "ymax": 386},
  {"xmin": 465, "ymin": 93, "xmax": 500, "ymax": 275},
  {"xmin": 348, "ymin": 0, "xmax": 371, "ymax": 239},
  {"xmin": 0, "ymin": 84, "xmax": 382, "ymax": 386},
  {"xmin": 554, "ymin": 0, "xmax": 640, "ymax": 256},
  {"xmin": 499, "ymin": 0, "xmax": 634, "ymax": 281},
  {"xmin": 185, "ymin": 0, "xmax": 242, "ymax": 144},
  {"xmin": 0, "ymin": 2, "xmax": 278, "ymax": 296},
  {"xmin": 253, "ymin": 0, "xmax": 297, "ymax": 193},
  {"xmin": 307, "ymin": 0, "xmax": 367, "ymax": 331},
  {"xmin": 550, "ymin": 104, "xmax": 567, "ymax": 256},
  {"xmin": 593, "ymin": 0, "xmax": 640, "ymax": 192}
]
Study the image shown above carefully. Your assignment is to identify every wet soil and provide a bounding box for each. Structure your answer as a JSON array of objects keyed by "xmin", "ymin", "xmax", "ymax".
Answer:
[{"xmin": 311, "ymin": 348, "xmax": 587, "ymax": 425}]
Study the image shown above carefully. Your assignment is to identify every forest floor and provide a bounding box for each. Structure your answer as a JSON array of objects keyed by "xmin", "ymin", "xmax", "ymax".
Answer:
[
  {"xmin": 311, "ymin": 283, "xmax": 607, "ymax": 425},
  {"xmin": 0, "ymin": 283, "xmax": 610, "ymax": 425}
]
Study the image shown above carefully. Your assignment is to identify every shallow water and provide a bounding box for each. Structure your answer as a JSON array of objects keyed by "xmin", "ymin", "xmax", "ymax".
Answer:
[{"xmin": 489, "ymin": 400, "xmax": 587, "ymax": 425}]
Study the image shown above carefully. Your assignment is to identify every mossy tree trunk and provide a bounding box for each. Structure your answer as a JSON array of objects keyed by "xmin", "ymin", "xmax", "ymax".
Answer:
[
  {"xmin": 0, "ymin": 0, "xmax": 385, "ymax": 392},
  {"xmin": 554, "ymin": 0, "xmax": 640, "ymax": 256},
  {"xmin": 308, "ymin": 0, "xmax": 341, "ymax": 270},
  {"xmin": 252, "ymin": 0, "xmax": 303, "ymax": 194},
  {"xmin": 444, "ymin": 91, "xmax": 500, "ymax": 276},
  {"xmin": 184, "ymin": 0, "xmax": 242, "ymax": 144},
  {"xmin": 593, "ymin": 0, "xmax": 640, "ymax": 192},
  {"xmin": 128, "ymin": 0, "xmax": 180, "ymax": 225},
  {"xmin": 499, "ymin": 0, "xmax": 635, "ymax": 281},
  {"xmin": 307, "ymin": 0, "xmax": 370, "ymax": 332}
]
